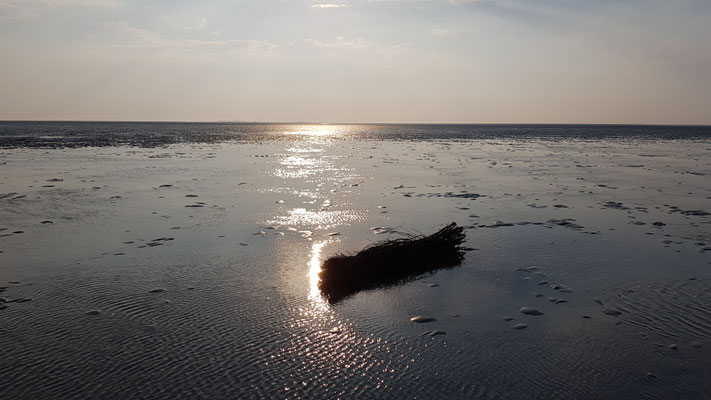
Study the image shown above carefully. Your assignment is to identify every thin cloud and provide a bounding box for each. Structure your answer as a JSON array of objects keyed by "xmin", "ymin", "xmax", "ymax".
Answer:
[
  {"xmin": 98, "ymin": 21, "xmax": 410, "ymax": 59},
  {"xmin": 164, "ymin": 15, "xmax": 209, "ymax": 31},
  {"xmin": 42, "ymin": 0, "xmax": 119, "ymax": 5},
  {"xmin": 430, "ymin": 28, "xmax": 453, "ymax": 37},
  {"xmin": 0, "ymin": 2, "xmax": 39, "ymax": 20},
  {"xmin": 310, "ymin": 4, "xmax": 348, "ymax": 8},
  {"xmin": 98, "ymin": 21, "xmax": 278, "ymax": 53},
  {"xmin": 287, "ymin": 37, "xmax": 411, "ymax": 57},
  {"xmin": 0, "ymin": 0, "xmax": 119, "ymax": 20}
]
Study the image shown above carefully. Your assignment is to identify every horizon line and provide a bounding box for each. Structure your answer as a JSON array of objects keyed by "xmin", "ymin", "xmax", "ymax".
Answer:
[{"xmin": 1, "ymin": 120, "xmax": 710, "ymax": 128}]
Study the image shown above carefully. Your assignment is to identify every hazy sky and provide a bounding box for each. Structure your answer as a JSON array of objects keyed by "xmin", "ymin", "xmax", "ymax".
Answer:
[{"xmin": 1, "ymin": 0, "xmax": 710, "ymax": 124}]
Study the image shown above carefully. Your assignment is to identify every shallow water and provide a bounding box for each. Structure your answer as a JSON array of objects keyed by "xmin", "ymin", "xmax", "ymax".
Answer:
[{"xmin": 1, "ymin": 124, "xmax": 710, "ymax": 399}]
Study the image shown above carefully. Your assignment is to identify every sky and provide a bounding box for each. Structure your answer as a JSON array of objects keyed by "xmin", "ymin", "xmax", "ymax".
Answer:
[{"xmin": 0, "ymin": 0, "xmax": 710, "ymax": 124}]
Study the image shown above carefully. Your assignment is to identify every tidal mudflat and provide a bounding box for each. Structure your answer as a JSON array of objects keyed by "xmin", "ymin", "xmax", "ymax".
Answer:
[{"xmin": 0, "ymin": 124, "xmax": 709, "ymax": 399}]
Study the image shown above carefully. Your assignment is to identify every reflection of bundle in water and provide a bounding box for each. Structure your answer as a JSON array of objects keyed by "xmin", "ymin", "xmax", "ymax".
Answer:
[{"xmin": 319, "ymin": 222, "xmax": 466, "ymax": 303}]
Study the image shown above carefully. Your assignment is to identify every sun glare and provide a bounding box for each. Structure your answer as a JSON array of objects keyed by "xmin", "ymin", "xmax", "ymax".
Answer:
[
  {"xmin": 286, "ymin": 125, "xmax": 341, "ymax": 137},
  {"xmin": 308, "ymin": 241, "xmax": 328, "ymax": 306}
]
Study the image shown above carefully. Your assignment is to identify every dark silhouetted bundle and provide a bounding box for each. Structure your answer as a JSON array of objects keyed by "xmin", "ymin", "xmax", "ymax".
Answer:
[{"xmin": 319, "ymin": 222, "xmax": 466, "ymax": 303}]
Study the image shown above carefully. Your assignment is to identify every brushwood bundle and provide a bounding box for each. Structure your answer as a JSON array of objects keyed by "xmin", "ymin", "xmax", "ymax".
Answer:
[{"xmin": 319, "ymin": 222, "xmax": 466, "ymax": 303}]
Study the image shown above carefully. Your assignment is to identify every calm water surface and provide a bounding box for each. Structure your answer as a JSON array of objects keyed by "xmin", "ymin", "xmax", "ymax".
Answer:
[{"xmin": 0, "ymin": 124, "xmax": 710, "ymax": 399}]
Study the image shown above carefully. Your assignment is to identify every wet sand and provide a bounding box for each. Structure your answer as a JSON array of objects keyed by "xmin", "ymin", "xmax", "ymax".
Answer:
[{"xmin": 1, "ymin": 126, "xmax": 710, "ymax": 399}]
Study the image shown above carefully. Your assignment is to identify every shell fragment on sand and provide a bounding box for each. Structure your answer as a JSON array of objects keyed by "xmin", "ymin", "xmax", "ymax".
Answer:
[
  {"xmin": 548, "ymin": 297, "xmax": 568, "ymax": 304},
  {"xmin": 410, "ymin": 316, "xmax": 437, "ymax": 323},
  {"xmin": 519, "ymin": 307, "xmax": 544, "ymax": 316}
]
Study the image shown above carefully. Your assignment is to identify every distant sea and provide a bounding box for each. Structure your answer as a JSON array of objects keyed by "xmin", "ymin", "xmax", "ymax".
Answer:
[{"xmin": 0, "ymin": 121, "xmax": 709, "ymax": 148}]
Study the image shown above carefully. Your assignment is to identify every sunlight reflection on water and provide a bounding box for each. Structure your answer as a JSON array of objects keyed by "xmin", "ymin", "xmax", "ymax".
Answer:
[
  {"xmin": 268, "ymin": 128, "xmax": 365, "ymax": 230},
  {"xmin": 308, "ymin": 241, "xmax": 329, "ymax": 312},
  {"xmin": 269, "ymin": 207, "xmax": 364, "ymax": 231},
  {"xmin": 268, "ymin": 128, "xmax": 402, "ymax": 391},
  {"xmin": 274, "ymin": 133, "xmax": 344, "ymax": 180},
  {"xmin": 285, "ymin": 125, "xmax": 343, "ymax": 138}
]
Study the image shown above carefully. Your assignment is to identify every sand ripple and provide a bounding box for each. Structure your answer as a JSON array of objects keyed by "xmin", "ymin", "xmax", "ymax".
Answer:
[{"xmin": 606, "ymin": 279, "xmax": 711, "ymax": 341}]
